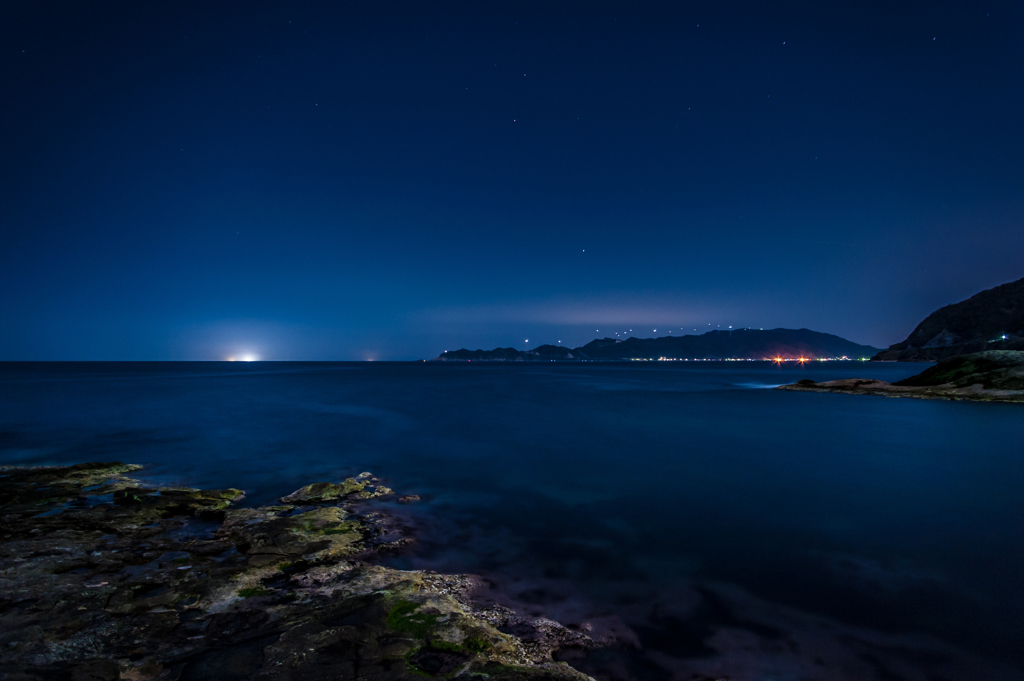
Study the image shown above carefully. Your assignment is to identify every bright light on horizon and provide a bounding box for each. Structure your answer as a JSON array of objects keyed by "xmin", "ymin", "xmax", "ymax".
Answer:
[{"xmin": 226, "ymin": 352, "xmax": 260, "ymax": 362}]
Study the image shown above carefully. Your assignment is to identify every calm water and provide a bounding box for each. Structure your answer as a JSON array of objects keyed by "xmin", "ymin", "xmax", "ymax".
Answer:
[{"xmin": 2, "ymin": 361, "xmax": 1022, "ymax": 680}]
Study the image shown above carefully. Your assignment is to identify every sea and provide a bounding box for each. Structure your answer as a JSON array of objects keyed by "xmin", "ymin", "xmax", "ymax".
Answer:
[{"xmin": 1, "ymin": 361, "xmax": 1022, "ymax": 681}]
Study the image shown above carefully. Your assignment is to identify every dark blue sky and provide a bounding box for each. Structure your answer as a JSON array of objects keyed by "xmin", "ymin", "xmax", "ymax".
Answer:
[{"xmin": 2, "ymin": 1, "xmax": 1022, "ymax": 360}]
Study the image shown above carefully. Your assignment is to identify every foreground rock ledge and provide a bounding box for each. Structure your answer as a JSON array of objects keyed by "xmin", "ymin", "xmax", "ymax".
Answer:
[
  {"xmin": 777, "ymin": 350, "xmax": 1024, "ymax": 403},
  {"xmin": 0, "ymin": 463, "xmax": 595, "ymax": 681}
]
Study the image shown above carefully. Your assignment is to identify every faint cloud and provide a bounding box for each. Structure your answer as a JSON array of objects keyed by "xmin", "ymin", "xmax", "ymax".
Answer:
[{"xmin": 413, "ymin": 297, "xmax": 726, "ymax": 326}]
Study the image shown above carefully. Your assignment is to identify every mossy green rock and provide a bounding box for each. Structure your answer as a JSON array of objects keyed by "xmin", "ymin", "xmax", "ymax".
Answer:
[
  {"xmin": 0, "ymin": 463, "xmax": 595, "ymax": 681},
  {"xmin": 278, "ymin": 476, "xmax": 393, "ymax": 503}
]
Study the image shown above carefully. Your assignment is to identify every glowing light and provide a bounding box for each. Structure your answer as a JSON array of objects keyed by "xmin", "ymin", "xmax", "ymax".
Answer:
[{"xmin": 226, "ymin": 352, "xmax": 259, "ymax": 362}]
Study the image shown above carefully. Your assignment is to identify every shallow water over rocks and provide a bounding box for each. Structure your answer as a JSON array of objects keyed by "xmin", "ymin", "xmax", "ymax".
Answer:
[{"xmin": 2, "ymin": 361, "xmax": 1022, "ymax": 680}]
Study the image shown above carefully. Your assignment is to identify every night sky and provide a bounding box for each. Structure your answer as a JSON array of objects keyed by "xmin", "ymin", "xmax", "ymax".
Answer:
[{"xmin": 3, "ymin": 1, "xmax": 1022, "ymax": 360}]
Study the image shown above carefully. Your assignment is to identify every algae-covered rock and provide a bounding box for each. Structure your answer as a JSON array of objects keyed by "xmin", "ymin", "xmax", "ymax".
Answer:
[
  {"xmin": 279, "ymin": 475, "xmax": 394, "ymax": 504},
  {"xmin": 0, "ymin": 463, "xmax": 595, "ymax": 681}
]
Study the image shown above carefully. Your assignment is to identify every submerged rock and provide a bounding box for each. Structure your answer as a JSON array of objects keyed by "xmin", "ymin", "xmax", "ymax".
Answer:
[{"xmin": 0, "ymin": 463, "xmax": 594, "ymax": 681}]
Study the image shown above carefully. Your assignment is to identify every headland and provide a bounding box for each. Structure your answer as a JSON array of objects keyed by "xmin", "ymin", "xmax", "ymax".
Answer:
[
  {"xmin": 777, "ymin": 350, "xmax": 1024, "ymax": 403},
  {"xmin": 872, "ymin": 276, "xmax": 1024, "ymax": 361},
  {"xmin": 433, "ymin": 328, "xmax": 880, "ymax": 362}
]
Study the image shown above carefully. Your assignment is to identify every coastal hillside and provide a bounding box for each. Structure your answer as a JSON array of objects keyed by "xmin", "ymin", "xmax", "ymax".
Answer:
[
  {"xmin": 893, "ymin": 350, "xmax": 1024, "ymax": 391},
  {"xmin": 873, "ymin": 277, "xmax": 1024, "ymax": 361},
  {"xmin": 433, "ymin": 328, "xmax": 880, "ymax": 362}
]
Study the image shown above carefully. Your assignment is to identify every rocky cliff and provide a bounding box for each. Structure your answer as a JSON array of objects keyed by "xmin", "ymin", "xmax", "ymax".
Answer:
[{"xmin": 873, "ymin": 277, "xmax": 1024, "ymax": 361}]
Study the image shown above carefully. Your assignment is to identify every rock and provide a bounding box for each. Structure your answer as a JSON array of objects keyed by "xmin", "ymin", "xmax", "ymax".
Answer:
[
  {"xmin": 398, "ymin": 495, "xmax": 422, "ymax": 503},
  {"xmin": 280, "ymin": 479, "xmax": 360, "ymax": 503},
  {"xmin": 777, "ymin": 352, "xmax": 1024, "ymax": 403},
  {"xmin": 0, "ymin": 462, "xmax": 595, "ymax": 681},
  {"xmin": 69, "ymin": 659, "xmax": 120, "ymax": 681},
  {"xmin": 893, "ymin": 350, "xmax": 1024, "ymax": 390},
  {"xmin": 278, "ymin": 476, "xmax": 395, "ymax": 504}
]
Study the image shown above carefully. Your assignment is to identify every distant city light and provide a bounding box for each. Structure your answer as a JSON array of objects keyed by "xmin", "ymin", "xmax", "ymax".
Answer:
[
  {"xmin": 629, "ymin": 356, "xmax": 858, "ymax": 363},
  {"xmin": 227, "ymin": 353, "xmax": 259, "ymax": 362}
]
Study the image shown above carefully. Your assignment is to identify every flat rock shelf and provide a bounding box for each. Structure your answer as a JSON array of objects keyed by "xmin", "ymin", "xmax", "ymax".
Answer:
[
  {"xmin": 0, "ymin": 462, "xmax": 596, "ymax": 681},
  {"xmin": 777, "ymin": 350, "xmax": 1024, "ymax": 403},
  {"xmin": 776, "ymin": 377, "xmax": 1024, "ymax": 402}
]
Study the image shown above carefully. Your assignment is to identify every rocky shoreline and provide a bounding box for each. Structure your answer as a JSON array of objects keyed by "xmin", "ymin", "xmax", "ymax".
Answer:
[
  {"xmin": 776, "ymin": 377, "xmax": 1024, "ymax": 402},
  {"xmin": 0, "ymin": 463, "xmax": 596, "ymax": 681},
  {"xmin": 777, "ymin": 351, "xmax": 1024, "ymax": 403}
]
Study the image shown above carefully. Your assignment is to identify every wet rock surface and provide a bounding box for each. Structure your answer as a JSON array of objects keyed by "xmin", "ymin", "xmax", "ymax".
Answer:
[{"xmin": 0, "ymin": 463, "xmax": 595, "ymax": 681}]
